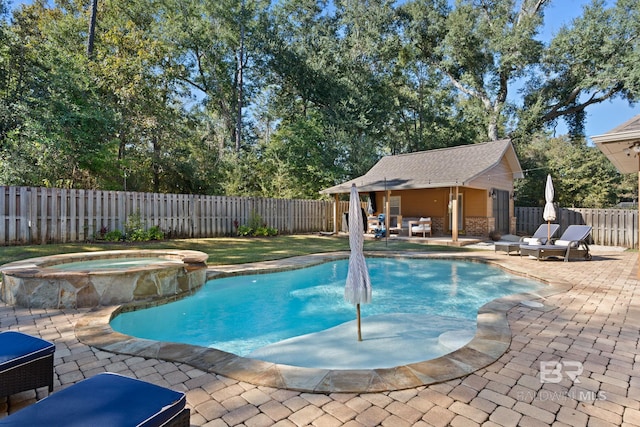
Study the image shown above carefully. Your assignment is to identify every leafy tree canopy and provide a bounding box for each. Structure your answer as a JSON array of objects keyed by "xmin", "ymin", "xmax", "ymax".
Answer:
[
  {"xmin": 0, "ymin": 0, "xmax": 636, "ymax": 207},
  {"xmin": 515, "ymin": 134, "xmax": 630, "ymax": 208}
]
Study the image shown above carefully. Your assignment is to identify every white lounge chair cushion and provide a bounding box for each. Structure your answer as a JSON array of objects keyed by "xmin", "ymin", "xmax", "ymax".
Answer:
[
  {"xmin": 554, "ymin": 239, "xmax": 579, "ymax": 248},
  {"xmin": 522, "ymin": 237, "xmax": 541, "ymax": 245},
  {"xmin": 412, "ymin": 218, "xmax": 431, "ymax": 231}
]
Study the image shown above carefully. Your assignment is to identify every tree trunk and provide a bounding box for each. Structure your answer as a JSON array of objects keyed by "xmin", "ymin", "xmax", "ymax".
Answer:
[
  {"xmin": 87, "ymin": 0, "xmax": 98, "ymax": 58},
  {"xmin": 235, "ymin": 0, "xmax": 245, "ymax": 152},
  {"xmin": 152, "ymin": 134, "xmax": 160, "ymax": 193},
  {"xmin": 487, "ymin": 119, "xmax": 499, "ymax": 141}
]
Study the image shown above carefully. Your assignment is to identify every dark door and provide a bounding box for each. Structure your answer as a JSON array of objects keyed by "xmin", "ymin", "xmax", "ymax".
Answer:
[{"xmin": 493, "ymin": 190, "xmax": 510, "ymax": 234}]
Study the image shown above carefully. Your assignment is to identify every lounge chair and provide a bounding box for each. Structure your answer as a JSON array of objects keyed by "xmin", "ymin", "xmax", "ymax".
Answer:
[
  {"xmin": 519, "ymin": 225, "xmax": 593, "ymax": 262},
  {"xmin": 0, "ymin": 372, "xmax": 189, "ymax": 426},
  {"xmin": 409, "ymin": 217, "xmax": 432, "ymax": 237},
  {"xmin": 494, "ymin": 224, "xmax": 560, "ymax": 255},
  {"xmin": 0, "ymin": 331, "xmax": 55, "ymax": 399}
]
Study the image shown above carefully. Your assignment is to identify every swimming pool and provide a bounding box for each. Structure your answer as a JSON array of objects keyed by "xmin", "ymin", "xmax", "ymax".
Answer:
[{"xmin": 110, "ymin": 257, "xmax": 544, "ymax": 367}]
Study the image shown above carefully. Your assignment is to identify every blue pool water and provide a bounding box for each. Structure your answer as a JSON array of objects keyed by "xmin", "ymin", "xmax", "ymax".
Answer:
[
  {"xmin": 48, "ymin": 257, "xmax": 182, "ymax": 271},
  {"xmin": 110, "ymin": 258, "xmax": 544, "ymax": 358}
]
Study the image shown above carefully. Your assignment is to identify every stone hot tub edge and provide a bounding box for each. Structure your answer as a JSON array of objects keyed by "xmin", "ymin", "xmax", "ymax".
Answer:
[{"xmin": 0, "ymin": 250, "xmax": 208, "ymax": 309}]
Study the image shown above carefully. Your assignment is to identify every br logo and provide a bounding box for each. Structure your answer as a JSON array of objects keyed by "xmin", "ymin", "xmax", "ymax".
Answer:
[{"xmin": 539, "ymin": 361, "xmax": 583, "ymax": 384}]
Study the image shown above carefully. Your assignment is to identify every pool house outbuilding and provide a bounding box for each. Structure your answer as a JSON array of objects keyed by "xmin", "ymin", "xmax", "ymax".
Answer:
[{"xmin": 321, "ymin": 139, "xmax": 524, "ymax": 242}]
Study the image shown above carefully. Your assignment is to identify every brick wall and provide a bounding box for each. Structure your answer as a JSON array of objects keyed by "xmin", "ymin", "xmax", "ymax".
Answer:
[{"xmin": 465, "ymin": 216, "xmax": 491, "ymax": 236}]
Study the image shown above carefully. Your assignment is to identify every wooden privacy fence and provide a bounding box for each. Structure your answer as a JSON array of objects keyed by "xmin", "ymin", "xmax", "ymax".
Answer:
[
  {"xmin": 0, "ymin": 186, "xmax": 342, "ymax": 245},
  {"xmin": 516, "ymin": 207, "xmax": 638, "ymax": 249}
]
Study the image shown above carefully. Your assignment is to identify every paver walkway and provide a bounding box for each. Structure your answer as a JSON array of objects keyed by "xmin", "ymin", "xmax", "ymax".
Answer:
[{"xmin": 1, "ymin": 247, "xmax": 639, "ymax": 426}]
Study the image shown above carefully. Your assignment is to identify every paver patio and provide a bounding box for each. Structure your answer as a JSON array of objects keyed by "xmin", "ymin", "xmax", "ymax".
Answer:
[{"xmin": 1, "ymin": 246, "xmax": 638, "ymax": 426}]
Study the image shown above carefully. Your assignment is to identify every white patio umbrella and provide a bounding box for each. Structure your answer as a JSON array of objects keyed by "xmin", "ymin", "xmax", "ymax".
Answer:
[
  {"xmin": 344, "ymin": 183, "xmax": 372, "ymax": 341},
  {"xmin": 543, "ymin": 174, "xmax": 557, "ymax": 242}
]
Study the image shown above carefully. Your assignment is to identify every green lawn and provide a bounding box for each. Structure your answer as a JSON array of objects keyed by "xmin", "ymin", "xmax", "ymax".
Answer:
[{"xmin": 0, "ymin": 235, "xmax": 473, "ymax": 266}]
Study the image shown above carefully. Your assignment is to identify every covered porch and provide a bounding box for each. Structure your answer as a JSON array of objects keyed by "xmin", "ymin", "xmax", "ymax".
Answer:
[{"xmin": 592, "ymin": 113, "xmax": 640, "ymax": 278}]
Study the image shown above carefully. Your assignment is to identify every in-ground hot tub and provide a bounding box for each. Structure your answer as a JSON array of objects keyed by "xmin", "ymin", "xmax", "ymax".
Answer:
[{"xmin": 0, "ymin": 250, "xmax": 208, "ymax": 309}]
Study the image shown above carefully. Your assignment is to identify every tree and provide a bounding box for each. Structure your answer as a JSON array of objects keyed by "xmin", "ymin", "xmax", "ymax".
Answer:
[
  {"xmin": 1, "ymin": 0, "xmax": 637, "ymax": 205},
  {"xmin": 259, "ymin": 111, "xmax": 342, "ymax": 198},
  {"xmin": 0, "ymin": 0, "xmax": 221, "ymax": 193},
  {"xmin": 401, "ymin": 0, "xmax": 548, "ymax": 141},
  {"xmin": 515, "ymin": 134, "xmax": 625, "ymax": 208},
  {"xmin": 331, "ymin": 0, "xmax": 404, "ymax": 174},
  {"xmin": 0, "ymin": 2, "xmax": 117, "ymax": 188},
  {"xmin": 392, "ymin": 40, "xmax": 485, "ymax": 152},
  {"xmin": 96, "ymin": 1, "xmax": 171, "ymax": 190},
  {"xmin": 261, "ymin": 0, "xmax": 406, "ymax": 187},
  {"xmin": 154, "ymin": 0, "xmax": 269, "ymax": 154},
  {"xmin": 520, "ymin": 0, "xmax": 640, "ymax": 137}
]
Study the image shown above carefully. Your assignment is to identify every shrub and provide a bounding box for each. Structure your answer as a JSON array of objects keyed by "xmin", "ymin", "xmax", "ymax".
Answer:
[
  {"xmin": 248, "ymin": 211, "xmax": 263, "ymax": 230},
  {"xmin": 91, "ymin": 216, "xmax": 165, "ymax": 243},
  {"xmin": 127, "ymin": 228, "xmax": 148, "ymax": 242},
  {"xmin": 93, "ymin": 226, "xmax": 108, "ymax": 240},
  {"xmin": 236, "ymin": 211, "xmax": 278, "ymax": 237},
  {"xmin": 254, "ymin": 227, "xmax": 269, "ymax": 236},
  {"xmin": 122, "ymin": 212, "xmax": 165, "ymax": 241},
  {"xmin": 147, "ymin": 226, "xmax": 164, "ymax": 240},
  {"xmin": 104, "ymin": 230, "xmax": 123, "ymax": 242},
  {"xmin": 125, "ymin": 212, "xmax": 144, "ymax": 240},
  {"xmin": 235, "ymin": 213, "xmax": 278, "ymax": 237},
  {"xmin": 237, "ymin": 225, "xmax": 253, "ymax": 236}
]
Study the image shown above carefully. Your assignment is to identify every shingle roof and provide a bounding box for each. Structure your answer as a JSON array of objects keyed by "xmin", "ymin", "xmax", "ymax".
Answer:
[
  {"xmin": 605, "ymin": 114, "xmax": 640, "ymax": 134},
  {"xmin": 321, "ymin": 139, "xmax": 523, "ymax": 194}
]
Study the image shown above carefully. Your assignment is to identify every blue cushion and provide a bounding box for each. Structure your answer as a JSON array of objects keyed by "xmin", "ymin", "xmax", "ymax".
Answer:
[
  {"xmin": 0, "ymin": 372, "xmax": 186, "ymax": 427},
  {"xmin": 0, "ymin": 332, "xmax": 55, "ymax": 372}
]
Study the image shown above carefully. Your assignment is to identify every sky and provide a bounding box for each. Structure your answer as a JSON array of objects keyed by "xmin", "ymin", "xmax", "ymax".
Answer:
[{"xmin": 6, "ymin": 0, "xmax": 637, "ymax": 139}]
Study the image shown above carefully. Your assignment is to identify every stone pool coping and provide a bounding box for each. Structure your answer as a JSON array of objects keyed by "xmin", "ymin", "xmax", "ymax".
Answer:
[{"xmin": 75, "ymin": 251, "xmax": 571, "ymax": 393}]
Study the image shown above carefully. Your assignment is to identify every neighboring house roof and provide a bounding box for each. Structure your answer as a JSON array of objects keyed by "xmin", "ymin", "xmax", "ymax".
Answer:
[
  {"xmin": 321, "ymin": 139, "xmax": 523, "ymax": 194},
  {"xmin": 592, "ymin": 113, "xmax": 640, "ymax": 174}
]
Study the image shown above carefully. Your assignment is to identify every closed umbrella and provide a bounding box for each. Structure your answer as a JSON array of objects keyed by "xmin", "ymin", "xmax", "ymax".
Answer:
[
  {"xmin": 345, "ymin": 183, "xmax": 372, "ymax": 341},
  {"xmin": 543, "ymin": 174, "xmax": 556, "ymax": 242}
]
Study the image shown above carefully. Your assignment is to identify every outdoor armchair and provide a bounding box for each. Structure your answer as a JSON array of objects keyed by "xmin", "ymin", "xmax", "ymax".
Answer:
[
  {"xmin": 494, "ymin": 223, "xmax": 560, "ymax": 255},
  {"xmin": 409, "ymin": 217, "xmax": 432, "ymax": 237},
  {"xmin": 519, "ymin": 225, "xmax": 593, "ymax": 262},
  {"xmin": 0, "ymin": 331, "xmax": 55, "ymax": 399}
]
